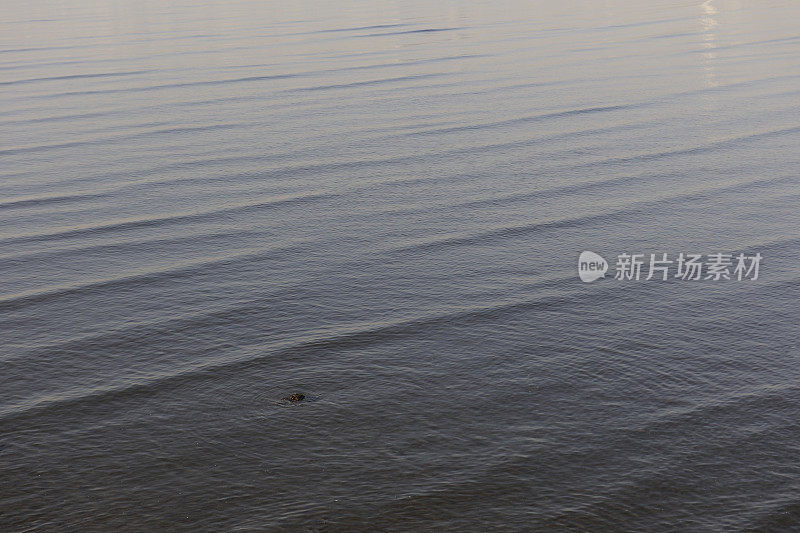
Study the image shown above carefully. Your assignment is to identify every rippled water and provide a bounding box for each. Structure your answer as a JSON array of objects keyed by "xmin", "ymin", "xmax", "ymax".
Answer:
[{"xmin": 2, "ymin": 0, "xmax": 800, "ymax": 530}]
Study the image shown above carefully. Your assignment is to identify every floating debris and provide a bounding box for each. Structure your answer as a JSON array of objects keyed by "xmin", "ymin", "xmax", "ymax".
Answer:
[{"xmin": 285, "ymin": 393, "xmax": 305, "ymax": 402}]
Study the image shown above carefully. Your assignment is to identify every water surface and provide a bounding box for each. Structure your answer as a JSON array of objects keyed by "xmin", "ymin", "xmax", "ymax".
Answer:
[{"xmin": 1, "ymin": 0, "xmax": 800, "ymax": 530}]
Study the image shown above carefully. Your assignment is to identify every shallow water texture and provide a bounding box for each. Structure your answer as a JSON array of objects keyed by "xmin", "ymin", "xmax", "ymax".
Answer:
[{"xmin": 1, "ymin": 0, "xmax": 800, "ymax": 531}]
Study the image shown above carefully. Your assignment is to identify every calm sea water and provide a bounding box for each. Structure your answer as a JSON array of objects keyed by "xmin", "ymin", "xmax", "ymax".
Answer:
[{"xmin": 2, "ymin": 0, "xmax": 800, "ymax": 530}]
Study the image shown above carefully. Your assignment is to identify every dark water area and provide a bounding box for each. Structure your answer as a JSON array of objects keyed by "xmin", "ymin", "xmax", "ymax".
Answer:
[{"xmin": 1, "ymin": 0, "xmax": 800, "ymax": 530}]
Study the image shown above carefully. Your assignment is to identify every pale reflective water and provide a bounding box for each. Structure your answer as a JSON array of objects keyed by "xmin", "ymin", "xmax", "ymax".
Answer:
[{"xmin": 1, "ymin": 0, "xmax": 800, "ymax": 530}]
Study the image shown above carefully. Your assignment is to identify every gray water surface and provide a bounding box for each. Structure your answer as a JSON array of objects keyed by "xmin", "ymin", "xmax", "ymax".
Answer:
[{"xmin": 1, "ymin": 0, "xmax": 800, "ymax": 530}]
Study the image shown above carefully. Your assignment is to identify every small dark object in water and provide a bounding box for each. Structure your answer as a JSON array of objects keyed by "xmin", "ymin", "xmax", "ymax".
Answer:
[{"xmin": 285, "ymin": 393, "xmax": 305, "ymax": 402}]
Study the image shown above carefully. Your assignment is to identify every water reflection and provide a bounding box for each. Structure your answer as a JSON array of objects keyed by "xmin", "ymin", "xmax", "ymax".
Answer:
[{"xmin": 700, "ymin": 0, "xmax": 718, "ymax": 88}]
